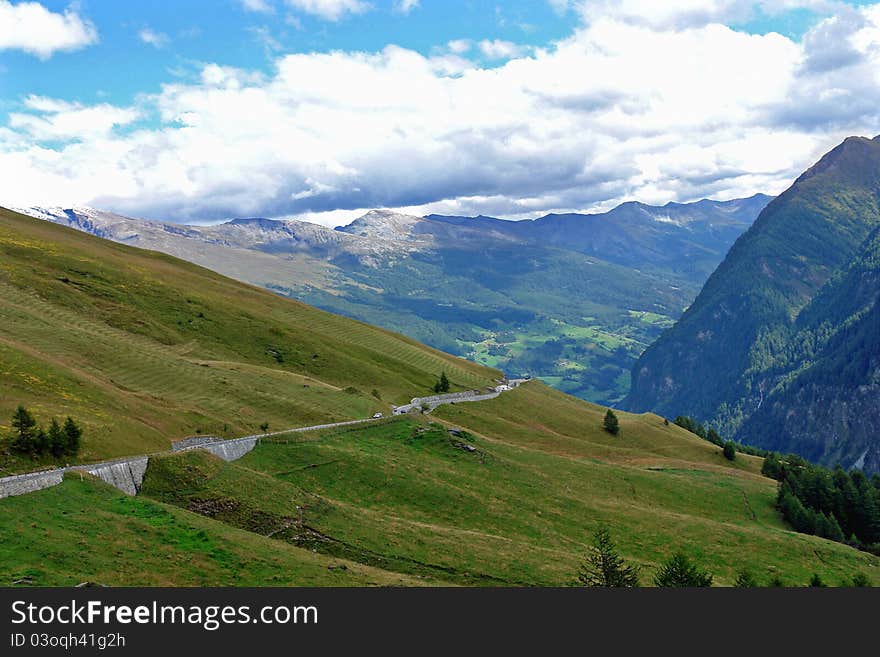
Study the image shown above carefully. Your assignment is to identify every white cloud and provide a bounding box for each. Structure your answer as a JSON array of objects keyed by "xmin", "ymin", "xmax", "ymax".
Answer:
[
  {"xmin": 574, "ymin": 0, "xmax": 848, "ymax": 29},
  {"xmin": 0, "ymin": 1, "xmax": 97, "ymax": 59},
  {"xmin": 478, "ymin": 39, "xmax": 525, "ymax": 60},
  {"xmin": 9, "ymin": 95, "xmax": 140, "ymax": 141},
  {"xmin": 284, "ymin": 0, "xmax": 370, "ymax": 21},
  {"xmin": 240, "ymin": 0, "xmax": 274, "ymax": 12},
  {"xmin": 446, "ymin": 39, "xmax": 472, "ymax": 54},
  {"xmin": 3, "ymin": 4, "xmax": 880, "ymax": 222},
  {"xmin": 248, "ymin": 25, "xmax": 283, "ymax": 53},
  {"xmin": 394, "ymin": 0, "xmax": 419, "ymax": 15},
  {"xmin": 138, "ymin": 27, "xmax": 169, "ymax": 48}
]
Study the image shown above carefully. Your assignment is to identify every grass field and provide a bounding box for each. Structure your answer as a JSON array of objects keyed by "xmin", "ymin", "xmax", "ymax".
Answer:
[
  {"xmin": 124, "ymin": 384, "xmax": 880, "ymax": 586},
  {"xmin": 2, "ymin": 208, "xmax": 877, "ymax": 587},
  {"xmin": 0, "ymin": 207, "xmax": 498, "ymax": 472},
  {"xmin": 0, "ymin": 474, "xmax": 435, "ymax": 586}
]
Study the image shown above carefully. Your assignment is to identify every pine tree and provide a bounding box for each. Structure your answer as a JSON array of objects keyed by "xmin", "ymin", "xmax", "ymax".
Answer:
[
  {"xmin": 33, "ymin": 427, "xmax": 49, "ymax": 456},
  {"xmin": 433, "ymin": 372, "xmax": 450, "ymax": 394},
  {"xmin": 11, "ymin": 405, "xmax": 37, "ymax": 453},
  {"xmin": 577, "ymin": 527, "xmax": 640, "ymax": 587},
  {"xmin": 822, "ymin": 512, "xmax": 845, "ymax": 543},
  {"xmin": 48, "ymin": 419, "xmax": 65, "ymax": 458},
  {"xmin": 853, "ymin": 473, "xmax": 880, "ymax": 544},
  {"xmin": 62, "ymin": 417, "xmax": 82, "ymax": 455},
  {"xmin": 603, "ymin": 409, "xmax": 619, "ymax": 436},
  {"xmin": 778, "ymin": 485, "xmax": 817, "ymax": 535},
  {"xmin": 653, "ymin": 553, "xmax": 713, "ymax": 587}
]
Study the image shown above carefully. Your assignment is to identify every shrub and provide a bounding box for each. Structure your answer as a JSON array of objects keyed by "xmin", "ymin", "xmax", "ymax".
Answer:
[
  {"xmin": 723, "ymin": 441, "xmax": 736, "ymax": 461},
  {"xmin": 734, "ymin": 569, "xmax": 757, "ymax": 587}
]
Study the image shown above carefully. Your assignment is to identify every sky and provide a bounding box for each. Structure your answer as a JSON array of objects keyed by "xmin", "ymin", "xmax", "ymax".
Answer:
[{"xmin": 2, "ymin": 1, "xmax": 880, "ymax": 227}]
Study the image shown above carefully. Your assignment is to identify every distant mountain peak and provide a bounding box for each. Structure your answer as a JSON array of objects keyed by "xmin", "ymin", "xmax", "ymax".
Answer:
[
  {"xmin": 338, "ymin": 209, "xmax": 426, "ymax": 242},
  {"xmin": 792, "ymin": 134, "xmax": 880, "ymax": 188}
]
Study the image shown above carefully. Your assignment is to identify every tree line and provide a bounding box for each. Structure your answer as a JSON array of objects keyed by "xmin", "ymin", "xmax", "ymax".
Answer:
[
  {"xmin": 7, "ymin": 406, "xmax": 82, "ymax": 459},
  {"xmin": 672, "ymin": 415, "xmax": 880, "ymax": 555},
  {"xmin": 577, "ymin": 526, "xmax": 871, "ymax": 587},
  {"xmin": 763, "ymin": 453, "xmax": 880, "ymax": 554}
]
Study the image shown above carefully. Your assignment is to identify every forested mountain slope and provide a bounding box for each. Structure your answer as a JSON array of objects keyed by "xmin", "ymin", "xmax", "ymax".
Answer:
[{"xmin": 625, "ymin": 136, "xmax": 880, "ymax": 471}]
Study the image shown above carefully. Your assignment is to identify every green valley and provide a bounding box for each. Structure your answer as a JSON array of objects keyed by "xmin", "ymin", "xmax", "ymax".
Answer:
[{"xmin": 2, "ymin": 206, "xmax": 877, "ymax": 588}]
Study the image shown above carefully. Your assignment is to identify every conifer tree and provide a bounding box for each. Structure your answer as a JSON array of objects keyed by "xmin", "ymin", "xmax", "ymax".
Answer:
[
  {"xmin": 62, "ymin": 417, "xmax": 82, "ymax": 455},
  {"xmin": 48, "ymin": 419, "xmax": 65, "ymax": 458},
  {"xmin": 653, "ymin": 553, "xmax": 713, "ymax": 587},
  {"xmin": 434, "ymin": 372, "xmax": 450, "ymax": 394},
  {"xmin": 603, "ymin": 409, "xmax": 620, "ymax": 435},
  {"xmin": 11, "ymin": 406, "xmax": 37, "ymax": 453},
  {"xmin": 577, "ymin": 527, "xmax": 640, "ymax": 587},
  {"xmin": 33, "ymin": 426, "xmax": 49, "ymax": 456}
]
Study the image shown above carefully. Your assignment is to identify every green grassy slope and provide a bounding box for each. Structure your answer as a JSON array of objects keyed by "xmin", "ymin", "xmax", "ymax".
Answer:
[
  {"xmin": 130, "ymin": 383, "xmax": 879, "ymax": 586},
  {"xmin": 3, "ymin": 207, "xmax": 877, "ymax": 587},
  {"xmin": 0, "ymin": 474, "xmax": 436, "ymax": 586},
  {"xmin": 0, "ymin": 207, "xmax": 497, "ymax": 471}
]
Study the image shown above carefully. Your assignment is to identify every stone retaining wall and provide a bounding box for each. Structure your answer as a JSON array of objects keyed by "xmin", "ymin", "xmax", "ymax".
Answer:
[
  {"xmin": 0, "ymin": 469, "xmax": 66, "ymax": 499},
  {"xmin": 0, "ymin": 418, "xmax": 374, "ymax": 499}
]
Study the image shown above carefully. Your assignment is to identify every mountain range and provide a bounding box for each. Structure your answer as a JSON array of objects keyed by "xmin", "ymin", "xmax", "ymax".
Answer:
[
  {"xmin": 626, "ymin": 136, "xmax": 880, "ymax": 473},
  {"xmin": 14, "ymin": 194, "xmax": 770, "ymax": 405},
  {"xmin": 2, "ymin": 205, "xmax": 876, "ymax": 587}
]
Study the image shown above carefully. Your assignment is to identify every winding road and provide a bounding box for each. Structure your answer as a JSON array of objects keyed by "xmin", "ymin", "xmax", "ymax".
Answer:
[{"xmin": 0, "ymin": 383, "xmax": 525, "ymax": 500}]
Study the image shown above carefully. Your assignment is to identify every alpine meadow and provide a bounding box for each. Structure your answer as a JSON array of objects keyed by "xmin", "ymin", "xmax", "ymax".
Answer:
[{"xmin": 2, "ymin": 0, "xmax": 880, "ymax": 598}]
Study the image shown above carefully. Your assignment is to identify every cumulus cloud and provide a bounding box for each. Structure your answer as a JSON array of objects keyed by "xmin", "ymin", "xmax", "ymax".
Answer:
[
  {"xmin": 446, "ymin": 39, "xmax": 472, "ymax": 54},
  {"xmin": 284, "ymin": 0, "xmax": 370, "ymax": 21},
  {"xmin": 478, "ymin": 39, "xmax": 525, "ymax": 60},
  {"xmin": 3, "ymin": 3, "xmax": 880, "ymax": 223},
  {"xmin": 138, "ymin": 27, "xmax": 169, "ymax": 48},
  {"xmin": 394, "ymin": 0, "xmax": 419, "ymax": 15},
  {"xmin": 0, "ymin": 1, "xmax": 98, "ymax": 59},
  {"xmin": 800, "ymin": 9, "xmax": 868, "ymax": 73},
  {"xmin": 9, "ymin": 95, "xmax": 139, "ymax": 141}
]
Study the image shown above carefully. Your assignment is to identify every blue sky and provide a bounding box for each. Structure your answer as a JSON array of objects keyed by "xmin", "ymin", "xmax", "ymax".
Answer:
[{"xmin": 2, "ymin": 1, "xmax": 880, "ymax": 225}]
